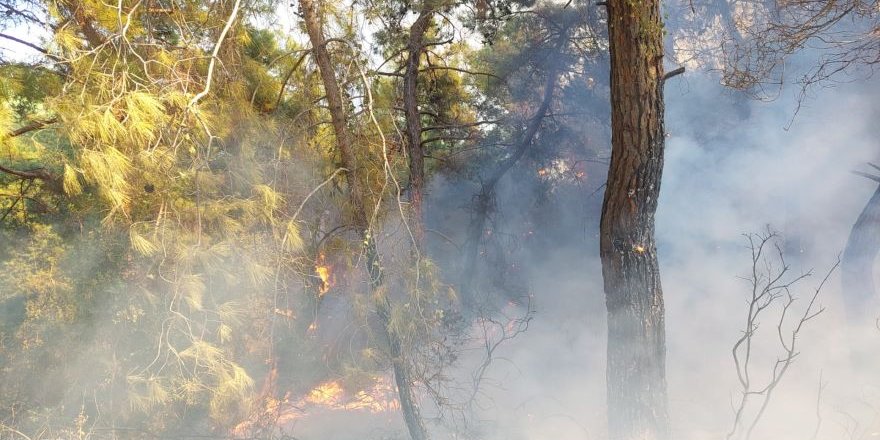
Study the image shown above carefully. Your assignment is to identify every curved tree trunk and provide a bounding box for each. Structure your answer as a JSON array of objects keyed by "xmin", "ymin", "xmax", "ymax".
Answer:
[
  {"xmin": 841, "ymin": 172, "xmax": 880, "ymax": 326},
  {"xmin": 600, "ymin": 0, "xmax": 670, "ymax": 438},
  {"xmin": 459, "ymin": 62, "xmax": 562, "ymax": 310},
  {"xmin": 298, "ymin": 2, "xmax": 428, "ymax": 439}
]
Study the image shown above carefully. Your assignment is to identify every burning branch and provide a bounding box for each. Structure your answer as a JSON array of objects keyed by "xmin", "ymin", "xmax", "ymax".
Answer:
[{"xmin": 314, "ymin": 253, "xmax": 334, "ymax": 295}]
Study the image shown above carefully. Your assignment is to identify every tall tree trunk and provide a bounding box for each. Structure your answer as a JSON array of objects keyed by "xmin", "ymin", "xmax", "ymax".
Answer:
[
  {"xmin": 600, "ymin": 0, "xmax": 670, "ymax": 438},
  {"xmin": 376, "ymin": 293, "xmax": 428, "ymax": 440},
  {"xmin": 299, "ymin": 0, "xmax": 368, "ymax": 230},
  {"xmin": 842, "ymin": 172, "xmax": 880, "ymax": 326},
  {"xmin": 396, "ymin": 15, "xmax": 432, "ymax": 438},
  {"xmin": 298, "ymin": 2, "xmax": 428, "ymax": 439},
  {"xmin": 403, "ymin": 9, "xmax": 432, "ymax": 248}
]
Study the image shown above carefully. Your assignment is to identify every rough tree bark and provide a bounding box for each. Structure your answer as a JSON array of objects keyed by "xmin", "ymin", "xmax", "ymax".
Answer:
[
  {"xmin": 403, "ymin": 8, "xmax": 432, "ymax": 248},
  {"xmin": 841, "ymin": 168, "xmax": 880, "ymax": 326},
  {"xmin": 600, "ymin": 0, "xmax": 671, "ymax": 438},
  {"xmin": 299, "ymin": 0, "xmax": 368, "ymax": 230},
  {"xmin": 298, "ymin": 1, "xmax": 428, "ymax": 439}
]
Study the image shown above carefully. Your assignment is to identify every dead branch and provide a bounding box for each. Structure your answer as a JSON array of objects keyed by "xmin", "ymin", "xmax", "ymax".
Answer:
[
  {"xmin": 662, "ymin": 66, "xmax": 686, "ymax": 82},
  {"xmin": 0, "ymin": 164, "xmax": 54, "ymax": 182},
  {"xmin": 419, "ymin": 65, "xmax": 500, "ymax": 79},
  {"xmin": 851, "ymin": 170, "xmax": 880, "ymax": 184},
  {"xmin": 9, "ymin": 118, "xmax": 58, "ymax": 137},
  {"xmin": 727, "ymin": 229, "xmax": 838, "ymax": 440},
  {"xmin": 0, "ymin": 32, "xmax": 57, "ymax": 60}
]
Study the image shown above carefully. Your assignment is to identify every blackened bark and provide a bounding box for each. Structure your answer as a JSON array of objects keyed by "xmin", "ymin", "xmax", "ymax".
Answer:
[
  {"xmin": 298, "ymin": 2, "xmax": 428, "ymax": 439},
  {"xmin": 404, "ymin": 10, "xmax": 432, "ymax": 248},
  {"xmin": 600, "ymin": 0, "xmax": 670, "ymax": 438},
  {"xmin": 841, "ymin": 172, "xmax": 880, "ymax": 325}
]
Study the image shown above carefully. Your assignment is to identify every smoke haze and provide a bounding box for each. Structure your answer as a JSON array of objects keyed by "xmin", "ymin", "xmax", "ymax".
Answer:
[
  {"xmin": 414, "ymin": 70, "xmax": 880, "ymax": 440},
  {"xmin": 3, "ymin": 2, "xmax": 878, "ymax": 439}
]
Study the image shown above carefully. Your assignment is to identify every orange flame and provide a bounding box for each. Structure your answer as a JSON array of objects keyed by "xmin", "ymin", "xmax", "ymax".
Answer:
[
  {"xmin": 303, "ymin": 379, "xmax": 400, "ymax": 412},
  {"xmin": 233, "ymin": 377, "xmax": 400, "ymax": 435},
  {"xmin": 315, "ymin": 253, "xmax": 334, "ymax": 295}
]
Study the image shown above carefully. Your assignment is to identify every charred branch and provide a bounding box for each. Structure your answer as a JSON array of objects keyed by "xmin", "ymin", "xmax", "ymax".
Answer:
[
  {"xmin": 662, "ymin": 66, "xmax": 685, "ymax": 82},
  {"xmin": 728, "ymin": 230, "xmax": 837, "ymax": 440}
]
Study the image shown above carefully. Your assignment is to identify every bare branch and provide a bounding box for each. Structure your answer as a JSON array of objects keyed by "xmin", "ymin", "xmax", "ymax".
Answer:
[
  {"xmin": 662, "ymin": 66, "xmax": 686, "ymax": 82},
  {"xmin": 420, "ymin": 65, "xmax": 500, "ymax": 79},
  {"xmin": 0, "ymin": 32, "xmax": 54, "ymax": 58},
  {"xmin": 728, "ymin": 230, "xmax": 838, "ymax": 440},
  {"xmin": 0, "ymin": 164, "xmax": 54, "ymax": 181},
  {"xmin": 851, "ymin": 170, "xmax": 880, "ymax": 184},
  {"xmin": 188, "ymin": 0, "xmax": 242, "ymax": 108},
  {"xmin": 9, "ymin": 117, "xmax": 58, "ymax": 137}
]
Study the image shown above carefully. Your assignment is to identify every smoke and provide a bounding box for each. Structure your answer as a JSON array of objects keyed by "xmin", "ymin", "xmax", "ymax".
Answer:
[
  {"xmin": 284, "ymin": 53, "xmax": 880, "ymax": 440},
  {"xmin": 662, "ymin": 73, "xmax": 880, "ymax": 439},
  {"xmin": 4, "ymin": 6, "xmax": 879, "ymax": 440},
  {"xmin": 403, "ymin": 71, "xmax": 880, "ymax": 439}
]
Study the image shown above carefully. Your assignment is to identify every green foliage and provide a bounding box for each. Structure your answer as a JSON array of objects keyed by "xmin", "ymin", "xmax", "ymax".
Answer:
[
  {"xmin": 0, "ymin": 65, "xmax": 61, "ymax": 119},
  {"xmin": 0, "ymin": 0, "xmax": 601, "ymax": 437}
]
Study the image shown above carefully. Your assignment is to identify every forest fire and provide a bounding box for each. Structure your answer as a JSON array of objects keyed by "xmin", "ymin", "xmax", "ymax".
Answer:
[
  {"xmin": 5, "ymin": 0, "xmax": 878, "ymax": 437},
  {"xmin": 234, "ymin": 377, "xmax": 400, "ymax": 435},
  {"xmin": 536, "ymin": 158, "xmax": 587, "ymax": 183},
  {"xmin": 315, "ymin": 253, "xmax": 334, "ymax": 295},
  {"xmin": 304, "ymin": 379, "xmax": 400, "ymax": 412}
]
